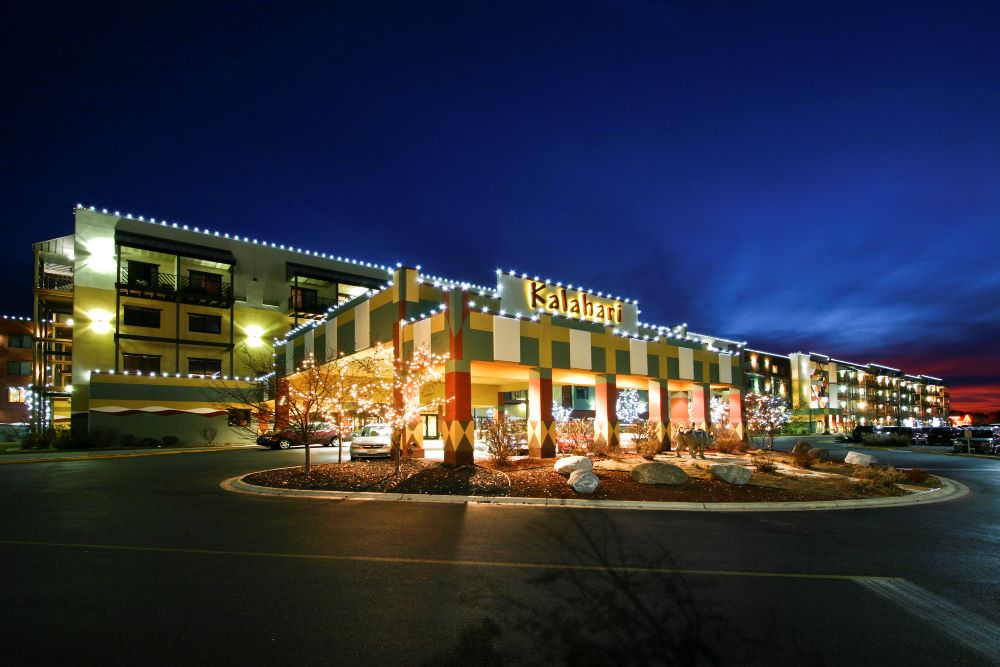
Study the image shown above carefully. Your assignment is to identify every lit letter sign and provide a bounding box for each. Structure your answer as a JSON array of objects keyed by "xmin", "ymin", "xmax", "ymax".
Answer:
[{"xmin": 497, "ymin": 273, "xmax": 639, "ymax": 335}]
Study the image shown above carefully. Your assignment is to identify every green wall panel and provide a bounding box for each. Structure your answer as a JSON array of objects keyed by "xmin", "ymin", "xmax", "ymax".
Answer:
[
  {"xmin": 615, "ymin": 349, "xmax": 630, "ymax": 375},
  {"xmin": 591, "ymin": 347, "xmax": 606, "ymax": 373},
  {"xmin": 520, "ymin": 337, "xmax": 540, "ymax": 367},
  {"xmin": 552, "ymin": 341, "xmax": 570, "ymax": 369}
]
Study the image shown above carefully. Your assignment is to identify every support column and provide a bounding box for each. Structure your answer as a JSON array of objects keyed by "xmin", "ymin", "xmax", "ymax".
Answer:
[
  {"xmin": 648, "ymin": 378, "xmax": 671, "ymax": 452},
  {"xmin": 670, "ymin": 392, "xmax": 690, "ymax": 427},
  {"xmin": 443, "ymin": 360, "xmax": 474, "ymax": 465},
  {"xmin": 528, "ymin": 368, "xmax": 556, "ymax": 458},
  {"xmin": 691, "ymin": 384, "xmax": 709, "ymax": 430},
  {"xmin": 728, "ymin": 389, "xmax": 743, "ymax": 439},
  {"xmin": 496, "ymin": 391, "xmax": 506, "ymax": 421},
  {"xmin": 594, "ymin": 373, "xmax": 619, "ymax": 450},
  {"xmin": 403, "ymin": 418, "xmax": 425, "ymax": 459},
  {"xmin": 274, "ymin": 377, "xmax": 290, "ymax": 430}
]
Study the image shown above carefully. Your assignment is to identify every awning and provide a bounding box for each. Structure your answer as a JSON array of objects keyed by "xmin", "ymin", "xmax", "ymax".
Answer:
[
  {"xmin": 115, "ymin": 230, "xmax": 236, "ymax": 265},
  {"xmin": 286, "ymin": 262, "xmax": 385, "ymax": 289}
]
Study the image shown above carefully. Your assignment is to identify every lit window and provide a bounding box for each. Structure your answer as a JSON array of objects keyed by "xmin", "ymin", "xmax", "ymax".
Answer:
[{"xmin": 7, "ymin": 387, "xmax": 27, "ymax": 403}]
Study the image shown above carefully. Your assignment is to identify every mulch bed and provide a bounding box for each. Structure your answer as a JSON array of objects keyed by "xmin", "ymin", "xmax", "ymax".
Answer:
[{"xmin": 243, "ymin": 454, "xmax": 927, "ymax": 503}]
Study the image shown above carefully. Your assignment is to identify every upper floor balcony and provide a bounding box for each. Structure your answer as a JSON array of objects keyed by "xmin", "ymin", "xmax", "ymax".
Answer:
[{"xmin": 118, "ymin": 266, "xmax": 233, "ymax": 307}]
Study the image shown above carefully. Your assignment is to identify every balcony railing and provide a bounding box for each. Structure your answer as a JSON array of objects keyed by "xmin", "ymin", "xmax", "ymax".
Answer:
[
  {"xmin": 118, "ymin": 269, "xmax": 232, "ymax": 306},
  {"xmin": 288, "ymin": 294, "xmax": 337, "ymax": 315},
  {"xmin": 37, "ymin": 273, "xmax": 74, "ymax": 291}
]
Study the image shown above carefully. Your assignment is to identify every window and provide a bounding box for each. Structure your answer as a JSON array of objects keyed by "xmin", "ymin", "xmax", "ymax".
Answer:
[
  {"xmin": 188, "ymin": 358, "xmax": 222, "ymax": 375},
  {"xmin": 228, "ymin": 408, "xmax": 251, "ymax": 427},
  {"xmin": 7, "ymin": 334, "xmax": 32, "ymax": 348},
  {"xmin": 188, "ymin": 270, "xmax": 222, "ymax": 295},
  {"xmin": 7, "ymin": 387, "xmax": 27, "ymax": 403},
  {"xmin": 575, "ymin": 387, "xmax": 589, "ymax": 400},
  {"xmin": 7, "ymin": 361, "xmax": 31, "ymax": 376},
  {"xmin": 123, "ymin": 354, "xmax": 161, "ymax": 373},
  {"xmin": 127, "ymin": 260, "xmax": 159, "ymax": 287},
  {"xmin": 188, "ymin": 313, "xmax": 222, "ymax": 334},
  {"xmin": 123, "ymin": 306, "xmax": 161, "ymax": 328}
]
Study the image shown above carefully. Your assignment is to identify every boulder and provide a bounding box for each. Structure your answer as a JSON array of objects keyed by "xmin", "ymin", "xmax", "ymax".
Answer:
[
  {"xmin": 845, "ymin": 451, "xmax": 877, "ymax": 466},
  {"xmin": 807, "ymin": 447, "xmax": 830, "ymax": 462},
  {"xmin": 630, "ymin": 462, "xmax": 688, "ymax": 485},
  {"xmin": 791, "ymin": 441, "xmax": 812, "ymax": 455},
  {"xmin": 554, "ymin": 456, "xmax": 593, "ymax": 476},
  {"xmin": 568, "ymin": 469, "xmax": 600, "ymax": 494},
  {"xmin": 710, "ymin": 464, "xmax": 752, "ymax": 485}
]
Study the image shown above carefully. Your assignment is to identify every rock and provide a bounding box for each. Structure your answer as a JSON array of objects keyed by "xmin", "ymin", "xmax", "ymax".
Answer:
[
  {"xmin": 791, "ymin": 441, "xmax": 812, "ymax": 455},
  {"xmin": 807, "ymin": 447, "xmax": 830, "ymax": 461},
  {"xmin": 554, "ymin": 456, "xmax": 593, "ymax": 476},
  {"xmin": 710, "ymin": 464, "xmax": 752, "ymax": 485},
  {"xmin": 568, "ymin": 469, "xmax": 600, "ymax": 494},
  {"xmin": 630, "ymin": 462, "xmax": 688, "ymax": 485},
  {"xmin": 845, "ymin": 451, "xmax": 877, "ymax": 466}
]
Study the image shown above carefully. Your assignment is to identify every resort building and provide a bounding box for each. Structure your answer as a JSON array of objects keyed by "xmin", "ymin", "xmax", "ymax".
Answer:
[
  {"xmin": 31, "ymin": 206, "xmax": 392, "ymax": 441},
  {"xmin": 27, "ymin": 204, "xmax": 950, "ymax": 445},
  {"xmin": 0, "ymin": 315, "xmax": 33, "ymax": 425}
]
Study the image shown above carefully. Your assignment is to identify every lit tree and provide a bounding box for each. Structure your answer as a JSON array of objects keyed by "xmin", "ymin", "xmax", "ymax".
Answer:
[
  {"xmin": 616, "ymin": 388, "xmax": 642, "ymax": 424},
  {"xmin": 744, "ymin": 392, "xmax": 790, "ymax": 450},
  {"xmin": 552, "ymin": 400, "xmax": 573, "ymax": 424},
  {"xmin": 710, "ymin": 396, "xmax": 730, "ymax": 427},
  {"xmin": 365, "ymin": 344, "xmax": 450, "ymax": 474}
]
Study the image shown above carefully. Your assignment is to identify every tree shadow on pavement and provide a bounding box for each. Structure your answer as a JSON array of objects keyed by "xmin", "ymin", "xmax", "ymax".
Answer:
[{"xmin": 422, "ymin": 512, "xmax": 826, "ymax": 666}]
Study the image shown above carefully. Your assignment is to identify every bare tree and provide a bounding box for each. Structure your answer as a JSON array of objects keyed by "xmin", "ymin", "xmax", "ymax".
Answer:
[{"xmin": 744, "ymin": 392, "xmax": 790, "ymax": 450}]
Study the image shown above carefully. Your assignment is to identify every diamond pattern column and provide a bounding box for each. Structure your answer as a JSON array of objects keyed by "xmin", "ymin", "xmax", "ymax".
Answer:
[
  {"xmin": 594, "ymin": 373, "xmax": 619, "ymax": 450},
  {"xmin": 528, "ymin": 368, "xmax": 556, "ymax": 458},
  {"xmin": 648, "ymin": 378, "xmax": 671, "ymax": 452}
]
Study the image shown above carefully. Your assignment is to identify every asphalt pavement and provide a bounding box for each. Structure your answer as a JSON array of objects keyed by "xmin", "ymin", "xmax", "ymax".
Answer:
[{"xmin": 0, "ymin": 439, "xmax": 997, "ymax": 665}]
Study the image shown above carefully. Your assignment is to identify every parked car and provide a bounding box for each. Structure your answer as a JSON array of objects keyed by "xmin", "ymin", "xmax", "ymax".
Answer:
[
  {"xmin": 257, "ymin": 422, "xmax": 346, "ymax": 450},
  {"xmin": 952, "ymin": 428, "xmax": 1000, "ymax": 455},
  {"xmin": 349, "ymin": 423, "xmax": 393, "ymax": 459},
  {"xmin": 926, "ymin": 427, "xmax": 960, "ymax": 446}
]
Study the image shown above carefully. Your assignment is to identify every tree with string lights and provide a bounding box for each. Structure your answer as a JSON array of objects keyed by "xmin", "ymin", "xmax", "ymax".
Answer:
[{"xmin": 744, "ymin": 392, "xmax": 790, "ymax": 450}]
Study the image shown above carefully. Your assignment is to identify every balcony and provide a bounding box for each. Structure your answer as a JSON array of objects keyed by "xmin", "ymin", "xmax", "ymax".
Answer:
[
  {"xmin": 118, "ymin": 269, "xmax": 233, "ymax": 307},
  {"xmin": 288, "ymin": 294, "xmax": 337, "ymax": 317},
  {"xmin": 37, "ymin": 272, "xmax": 74, "ymax": 292}
]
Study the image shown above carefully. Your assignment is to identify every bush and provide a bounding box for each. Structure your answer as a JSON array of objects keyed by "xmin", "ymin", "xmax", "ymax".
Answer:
[
  {"xmin": 860, "ymin": 433, "xmax": 880, "ymax": 445},
  {"xmin": 480, "ymin": 417, "xmax": 520, "ymax": 466},
  {"xmin": 904, "ymin": 468, "xmax": 930, "ymax": 484},
  {"xmin": 138, "ymin": 438, "xmax": 162, "ymax": 449},
  {"xmin": 792, "ymin": 449, "xmax": 813, "ymax": 469},
  {"xmin": 853, "ymin": 465, "xmax": 906, "ymax": 488},
  {"xmin": 628, "ymin": 419, "xmax": 660, "ymax": 460},
  {"xmin": 200, "ymin": 427, "xmax": 218, "ymax": 444},
  {"xmin": 22, "ymin": 429, "xmax": 55, "ymax": 450},
  {"xmin": 161, "ymin": 435, "xmax": 181, "ymax": 448},
  {"xmin": 121, "ymin": 434, "xmax": 139, "ymax": 449},
  {"xmin": 557, "ymin": 419, "xmax": 596, "ymax": 455},
  {"xmin": 713, "ymin": 425, "xmax": 747, "ymax": 453},
  {"xmin": 750, "ymin": 452, "xmax": 777, "ymax": 473}
]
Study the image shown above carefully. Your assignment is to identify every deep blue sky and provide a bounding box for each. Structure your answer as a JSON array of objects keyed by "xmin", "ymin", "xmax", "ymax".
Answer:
[{"xmin": 4, "ymin": 1, "xmax": 998, "ymax": 410}]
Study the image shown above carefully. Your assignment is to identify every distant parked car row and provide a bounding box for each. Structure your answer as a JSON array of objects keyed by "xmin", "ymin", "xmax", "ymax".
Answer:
[{"xmin": 850, "ymin": 424, "xmax": 1000, "ymax": 455}]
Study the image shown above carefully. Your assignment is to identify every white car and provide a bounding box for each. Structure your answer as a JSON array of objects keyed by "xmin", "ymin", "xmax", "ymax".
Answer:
[{"xmin": 349, "ymin": 423, "xmax": 393, "ymax": 459}]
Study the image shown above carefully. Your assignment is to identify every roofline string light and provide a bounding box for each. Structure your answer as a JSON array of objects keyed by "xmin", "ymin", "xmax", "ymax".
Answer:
[{"xmin": 74, "ymin": 203, "xmax": 397, "ymax": 275}]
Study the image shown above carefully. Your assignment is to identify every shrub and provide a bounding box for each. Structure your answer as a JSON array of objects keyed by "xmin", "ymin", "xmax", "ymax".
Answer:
[
  {"xmin": 480, "ymin": 417, "xmax": 520, "ymax": 466},
  {"xmin": 22, "ymin": 429, "xmax": 55, "ymax": 450},
  {"xmin": 750, "ymin": 452, "xmax": 777, "ymax": 473},
  {"xmin": 138, "ymin": 438, "xmax": 162, "ymax": 449},
  {"xmin": 860, "ymin": 433, "xmax": 880, "ymax": 445},
  {"xmin": 713, "ymin": 425, "xmax": 747, "ymax": 453},
  {"xmin": 904, "ymin": 468, "xmax": 930, "ymax": 484},
  {"xmin": 200, "ymin": 427, "xmax": 218, "ymax": 444},
  {"xmin": 161, "ymin": 435, "xmax": 181, "ymax": 448},
  {"xmin": 628, "ymin": 419, "xmax": 660, "ymax": 460},
  {"xmin": 121, "ymin": 434, "xmax": 139, "ymax": 449},
  {"xmin": 792, "ymin": 449, "xmax": 813, "ymax": 469},
  {"xmin": 853, "ymin": 465, "xmax": 905, "ymax": 488},
  {"xmin": 557, "ymin": 419, "xmax": 596, "ymax": 455}
]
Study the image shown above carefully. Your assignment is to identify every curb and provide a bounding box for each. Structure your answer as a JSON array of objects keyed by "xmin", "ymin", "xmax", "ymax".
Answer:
[
  {"xmin": 0, "ymin": 445, "xmax": 259, "ymax": 465},
  {"xmin": 220, "ymin": 474, "xmax": 970, "ymax": 512}
]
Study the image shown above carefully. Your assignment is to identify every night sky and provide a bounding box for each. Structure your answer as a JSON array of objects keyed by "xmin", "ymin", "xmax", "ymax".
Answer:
[{"xmin": 5, "ymin": 2, "xmax": 998, "ymax": 413}]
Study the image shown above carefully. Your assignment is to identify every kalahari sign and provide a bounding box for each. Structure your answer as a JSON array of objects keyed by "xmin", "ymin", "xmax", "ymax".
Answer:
[{"xmin": 496, "ymin": 272, "xmax": 639, "ymax": 335}]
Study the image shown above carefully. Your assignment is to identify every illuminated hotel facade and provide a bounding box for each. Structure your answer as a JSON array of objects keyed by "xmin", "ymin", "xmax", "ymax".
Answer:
[{"xmin": 30, "ymin": 205, "xmax": 949, "ymax": 446}]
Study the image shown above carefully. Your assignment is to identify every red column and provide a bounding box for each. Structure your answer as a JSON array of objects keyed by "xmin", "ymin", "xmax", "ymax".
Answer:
[
  {"xmin": 691, "ymin": 384, "xmax": 709, "ymax": 428},
  {"xmin": 594, "ymin": 373, "xmax": 619, "ymax": 450},
  {"xmin": 670, "ymin": 393, "xmax": 690, "ymax": 426},
  {"xmin": 648, "ymin": 378, "xmax": 670, "ymax": 452},
  {"xmin": 729, "ymin": 389, "xmax": 743, "ymax": 439},
  {"xmin": 528, "ymin": 368, "xmax": 556, "ymax": 458},
  {"xmin": 274, "ymin": 377, "xmax": 290, "ymax": 430},
  {"xmin": 443, "ymin": 360, "xmax": 474, "ymax": 465}
]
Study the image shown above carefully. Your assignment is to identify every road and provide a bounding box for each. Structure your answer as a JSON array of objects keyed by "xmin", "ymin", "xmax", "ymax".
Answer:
[{"xmin": 0, "ymin": 440, "xmax": 997, "ymax": 665}]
